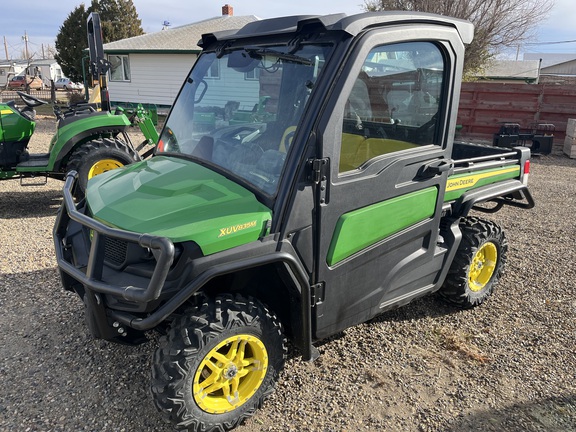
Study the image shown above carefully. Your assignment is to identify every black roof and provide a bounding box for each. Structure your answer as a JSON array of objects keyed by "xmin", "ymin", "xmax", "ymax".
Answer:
[{"xmin": 200, "ymin": 11, "xmax": 474, "ymax": 47}]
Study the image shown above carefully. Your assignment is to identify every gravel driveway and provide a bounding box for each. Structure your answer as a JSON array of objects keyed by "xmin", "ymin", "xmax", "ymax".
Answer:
[{"xmin": 1, "ymin": 117, "xmax": 575, "ymax": 432}]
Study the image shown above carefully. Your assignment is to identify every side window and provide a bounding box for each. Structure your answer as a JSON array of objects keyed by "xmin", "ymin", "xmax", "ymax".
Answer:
[
  {"xmin": 339, "ymin": 42, "xmax": 445, "ymax": 173},
  {"xmin": 108, "ymin": 55, "xmax": 131, "ymax": 82},
  {"xmin": 206, "ymin": 59, "xmax": 220, "ymax": 79}
]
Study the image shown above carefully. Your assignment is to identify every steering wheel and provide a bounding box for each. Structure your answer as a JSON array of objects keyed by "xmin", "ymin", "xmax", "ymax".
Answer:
[{"xmin": 16, "ymin": 91, "xmax": 48, "ymax": 108}]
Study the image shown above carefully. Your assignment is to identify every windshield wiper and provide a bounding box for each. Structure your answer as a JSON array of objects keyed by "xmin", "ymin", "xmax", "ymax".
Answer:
[{"xmin": 244, "ymin": 46, "xmax": 313, "ymax": 66}]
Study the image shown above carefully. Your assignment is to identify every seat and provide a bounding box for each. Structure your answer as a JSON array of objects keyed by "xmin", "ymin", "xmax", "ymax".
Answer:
[
  {"xmin": 340, "ymin": 134, "xmax": 419, "ymax": 172},
  {"xmin": 346, "ymin": 76, "xmax": 372, "ymax": 120},
  {"xmin": 386, "ymin": 90, "xmax": 410, "ymax": 116}
]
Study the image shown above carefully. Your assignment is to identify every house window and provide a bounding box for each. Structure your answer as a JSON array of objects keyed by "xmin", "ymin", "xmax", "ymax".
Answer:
[
  {"xmin": 206, "ymin": 59, "xmax": 220, "ymax": 79},
  {"xmin": 245, "ymin": 68, "xmax": 259, "ymax": 80},
  {"xmin": 108, "ymin": 55, "xmax": 131, "ymax": 81}
]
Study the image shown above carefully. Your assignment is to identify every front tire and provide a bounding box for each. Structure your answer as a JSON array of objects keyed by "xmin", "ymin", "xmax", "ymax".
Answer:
[
  {"xmin": 439, "ymin": 217, "xmax": 508, "ymax": 308},
  {"xmin": 151, "ymin": 294, "xmax": 287, "ymax": 432},
  {"xmin": 66, "ymin": 137, "xmax": 140, "ymax": 198}
]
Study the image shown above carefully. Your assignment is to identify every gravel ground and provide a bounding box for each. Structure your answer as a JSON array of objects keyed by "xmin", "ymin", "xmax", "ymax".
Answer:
[{"xmin": 1, "ymin": 117, "xmax": 575, "ymax": 432}]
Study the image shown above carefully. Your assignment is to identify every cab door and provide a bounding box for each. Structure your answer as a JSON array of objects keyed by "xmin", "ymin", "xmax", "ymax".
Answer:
[{"xmin": 313, "ymin": 26, "xmax": 463, "ymax": 339}]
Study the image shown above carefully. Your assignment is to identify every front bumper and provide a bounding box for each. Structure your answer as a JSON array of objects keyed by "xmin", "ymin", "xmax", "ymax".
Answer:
[{"xmin": 53, "ymin": 172, "xmax": 176, "ymax": 337}]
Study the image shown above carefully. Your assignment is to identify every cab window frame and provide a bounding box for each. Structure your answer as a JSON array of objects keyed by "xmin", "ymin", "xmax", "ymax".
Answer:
[{"xmin": 337, "ymin": 40, "xmax": 448, "ymax": 175}]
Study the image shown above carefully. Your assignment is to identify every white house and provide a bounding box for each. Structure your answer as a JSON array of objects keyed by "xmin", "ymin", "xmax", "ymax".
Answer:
[
  {"xmin": 0, "ymin": 60, "xmax": 28, "ymax": 86},
  {"xmin": 30, "ymin": 59, "xmax": 64, "ymax": 86},
  {"xmin": 0, "ymin": 59, "xmax": 62, "ymax": 87},
  {"xmin": 102, "ymin": 5, "xmax": 259, "ymax": 108}
]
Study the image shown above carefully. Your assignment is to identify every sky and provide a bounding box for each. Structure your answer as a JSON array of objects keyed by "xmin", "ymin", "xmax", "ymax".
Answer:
[{"xmin": 0, "ymin": 0, "xmax": 574, "ymax": 60}]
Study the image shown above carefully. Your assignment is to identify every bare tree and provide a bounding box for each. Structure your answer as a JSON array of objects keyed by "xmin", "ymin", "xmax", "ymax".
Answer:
[{"xmin": 363, "ymin": 0, "xmax": 554, "ymax": 75}]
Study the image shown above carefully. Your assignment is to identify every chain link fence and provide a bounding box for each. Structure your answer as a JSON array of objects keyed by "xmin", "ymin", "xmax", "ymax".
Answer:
[{"xmin": 0, "ymin": 81, "xmax": 85, "ymax": 105}]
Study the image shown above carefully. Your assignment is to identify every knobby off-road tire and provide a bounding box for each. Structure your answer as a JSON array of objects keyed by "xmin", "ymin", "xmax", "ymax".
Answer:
[
  {"xmin": 151, "ymin": 294, "xmax": 287, "ymax": 432},
  {"xmin": 66, "ymin": 137, "xmax": 140, "ymax": 198},
  {"xmin": 439, "ymin": 216, "xmax": 508, "ymax": 308}
]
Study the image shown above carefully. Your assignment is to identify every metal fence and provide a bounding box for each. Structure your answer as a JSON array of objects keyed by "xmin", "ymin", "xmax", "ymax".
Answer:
[{"xmin": 0, "ymin": 83, "xmax": 84, "ymax": 105}]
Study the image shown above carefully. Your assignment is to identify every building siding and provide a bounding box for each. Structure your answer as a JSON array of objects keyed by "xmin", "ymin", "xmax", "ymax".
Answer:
[
  {"xmin": 107, "ymin": 53, "xmax": 260, "ymax": 111},
  {"xmin": 201, "ymin": 58, "xmax": 260, "ymax": 110},
  {"xmin": 107, "ymin": 53, "xmax": 197, "ymax": 106}
]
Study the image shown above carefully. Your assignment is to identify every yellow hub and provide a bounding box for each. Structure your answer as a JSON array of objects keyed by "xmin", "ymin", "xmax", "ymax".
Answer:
[
  {"xmin": 88, "ymin": 159, "xmax": 124, "ymax": 179},
  {"xmin": 468, "ymin": 242, "xmax": 497, "ymax": 292},
  {"xmin": 193, "ymin": 334, "xmax": 268, "ymax": 414}
]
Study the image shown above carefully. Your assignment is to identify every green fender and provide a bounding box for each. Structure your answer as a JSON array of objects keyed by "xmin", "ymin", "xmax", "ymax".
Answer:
[{"xmin": 45, "ymin": 111, "xmax": 132, "ymax": 172}]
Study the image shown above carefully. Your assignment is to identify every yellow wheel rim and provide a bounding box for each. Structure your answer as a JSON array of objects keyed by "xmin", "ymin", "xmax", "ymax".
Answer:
[
  {"xmin": 193, "ymin": 334, "xmax": 268, "ymax": 414},
  {"xmin": 468, "ymin": 242, "xmax": 498, "ymax": 292},
  {"xmin": 88, "ymin": 159, "xmax": 124, "ymax": 179}
]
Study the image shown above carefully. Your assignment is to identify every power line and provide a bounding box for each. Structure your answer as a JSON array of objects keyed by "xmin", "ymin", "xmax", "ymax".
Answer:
[{"xmin": 526, "ymin": 39, "xmax": 576, "ymax": 45}]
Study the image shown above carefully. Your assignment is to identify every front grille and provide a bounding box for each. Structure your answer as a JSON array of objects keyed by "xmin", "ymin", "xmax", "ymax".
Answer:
[{"xmin": 104, "ymin": 237, "xmax": 128, "ymax": 266}]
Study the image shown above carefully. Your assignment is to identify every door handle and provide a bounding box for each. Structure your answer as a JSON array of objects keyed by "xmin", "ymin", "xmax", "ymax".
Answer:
[{"xmin": 419, "ymin": 160, "xmax": 453, "ymax": 178}]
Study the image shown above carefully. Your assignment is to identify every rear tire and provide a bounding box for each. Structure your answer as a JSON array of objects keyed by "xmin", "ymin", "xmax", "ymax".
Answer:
[
  {"xmin": 66, "ymin": 137, "xmax": 140, "ymax": 198},
  {"xmin": 439, "ymin": 216, "xmax": 508, "ymax": 308},
  {"xmin": 151, "ymin": 294, "xmax": 286, "ymax": 432}
]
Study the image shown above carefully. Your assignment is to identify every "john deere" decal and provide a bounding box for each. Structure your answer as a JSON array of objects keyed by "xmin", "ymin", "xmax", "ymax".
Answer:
[{"xmin": 446, "ymin": 167, "xmax": 519, "ymax": 192}]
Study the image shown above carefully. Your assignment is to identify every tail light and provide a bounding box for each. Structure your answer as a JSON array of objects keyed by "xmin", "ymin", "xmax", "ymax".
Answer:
[{"xmin": 522, "ymin": 160, "xmax": 530, "ymax": 185}]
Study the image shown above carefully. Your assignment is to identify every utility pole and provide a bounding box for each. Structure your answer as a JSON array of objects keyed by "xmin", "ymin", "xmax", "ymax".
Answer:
[
  {"xmin": 3, "ymin": 36, "xmax": 9, "ymax": 60},
  {"xmin": 22, "ymin": 30, "xmax": 29, "ymax": 59}
]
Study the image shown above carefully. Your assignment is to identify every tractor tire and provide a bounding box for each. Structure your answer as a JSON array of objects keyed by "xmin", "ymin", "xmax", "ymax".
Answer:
[
  {"xmin": 66, "ymin": 137, "xmax": 140, "ymax": 198},
  {"xmin": 439, "ymin": 216, "xmax": 508, "ymax": 309},
  {"xmin": 151, "ymin": 294, "xmax": 287, "ymax": 432}
]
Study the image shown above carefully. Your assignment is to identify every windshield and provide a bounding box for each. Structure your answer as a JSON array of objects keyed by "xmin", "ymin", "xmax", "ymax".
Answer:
[{"xmin": 157, "ymin": 44, "xmax": 329, "ymax": 195}]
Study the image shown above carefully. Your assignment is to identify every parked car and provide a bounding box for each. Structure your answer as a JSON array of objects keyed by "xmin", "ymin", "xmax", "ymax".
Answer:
[
  {"xmin": 54, "ymin": 78, "xmax": 83, "ymax": 91},
  {"xmin": 7, "ymin": 75, "xmax": 43, "ymax": 90}
]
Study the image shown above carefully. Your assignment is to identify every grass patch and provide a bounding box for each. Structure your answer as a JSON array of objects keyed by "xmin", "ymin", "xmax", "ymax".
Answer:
[{"xmin": 434, "ymin": 327, "xmax": 491, "ymax": 364}]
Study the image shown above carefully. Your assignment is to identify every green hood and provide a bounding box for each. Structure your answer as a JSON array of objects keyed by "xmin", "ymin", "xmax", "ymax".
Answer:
[{"xmin": 86, "ymin": 156, "xmax": 272, "ymax": 255}]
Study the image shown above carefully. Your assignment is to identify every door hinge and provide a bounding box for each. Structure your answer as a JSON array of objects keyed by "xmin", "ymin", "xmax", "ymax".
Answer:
[
  {"xmin": 309, "ymin": 158, "xmax": 329, "ymax": 204},
  {"xmin": 310, "ymin": 158, "xmax": 328, "ymax": 184},
  {"xmin": 310, "ymin": 282, "xmax": 325, "ymax": 307}
]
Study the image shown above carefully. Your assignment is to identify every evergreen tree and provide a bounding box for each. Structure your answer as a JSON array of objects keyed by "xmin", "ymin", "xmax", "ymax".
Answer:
[
  {"xmin": 55, "ymin": 5, "xmax": 89, "ymax": 83},
  {"xmin": 90, "ymin": 0, "xmax": 144, "ymax": 43},
  {"xmin": 55, "ymin": 0, "xmax": 144, "ymax": 83}
]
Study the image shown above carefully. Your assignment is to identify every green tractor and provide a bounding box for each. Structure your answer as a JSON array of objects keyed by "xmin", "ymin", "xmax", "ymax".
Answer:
[
  {"xmin": 0, "ymin": 12, "xmax": 158, "ymax": 197},
  {"xmin": 0, "ymin": 91, "xmax": 157, "ymax": 197}
]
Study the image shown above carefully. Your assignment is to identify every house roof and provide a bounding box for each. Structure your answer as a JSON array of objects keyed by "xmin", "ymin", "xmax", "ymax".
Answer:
[
  {"xmin": 103, "ymin": 15, "xmax": 260, "ymax": 54},
  {"xmin": 0, "ymin": 59, "xmax": 29, "ymax": 68},
  {"xmin": 480, "ymin": 60, "xmax": 541, "ymax": 81},
  {"xmin": 523, "ymin": 53, "xmax": 576, "ymax": 69},
  {"xmin": 540, "ymin": 58, "xmax": 576, "ymax": 76},
  {"xmin": 30, "ymin": 59, "xmax": 59, "ymax": 66}
]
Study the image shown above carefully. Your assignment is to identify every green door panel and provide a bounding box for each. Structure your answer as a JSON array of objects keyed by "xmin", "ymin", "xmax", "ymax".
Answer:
[{"xmin": 326, "ymin": 186, "xmax": 438, "ymax": 266}]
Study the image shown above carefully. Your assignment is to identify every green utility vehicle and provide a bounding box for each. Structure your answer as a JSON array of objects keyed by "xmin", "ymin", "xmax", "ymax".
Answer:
[
  {"xmin": 0, "ymin": 92, "xmax": 156, "ymax": 196},
  {"xmin": 54, "ymin": 11, "xmax": 534, "ymax": 432},
  {"xmin": 0, "ymin": 13, "xmax": 158, "ymax": 197}
]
